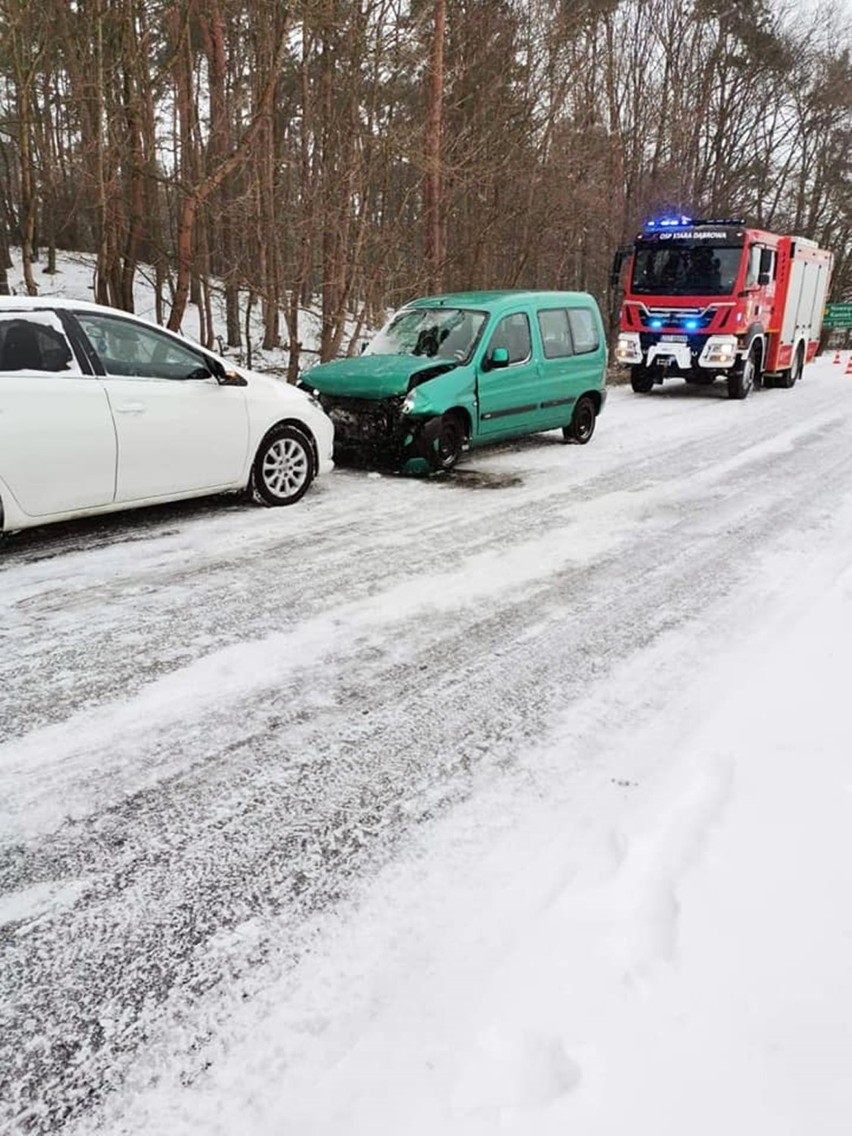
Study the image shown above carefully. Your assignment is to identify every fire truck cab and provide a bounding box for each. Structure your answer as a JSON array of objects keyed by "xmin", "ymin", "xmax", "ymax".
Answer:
[{"xmin": 613, "ymin": 215, "xmax": 833, "ymax": 399}]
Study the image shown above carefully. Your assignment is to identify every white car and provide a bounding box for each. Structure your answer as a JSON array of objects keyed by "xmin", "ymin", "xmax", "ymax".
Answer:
[{"xmin": 0, "ymin": 298, "xmax": 334, "ymax": 533}]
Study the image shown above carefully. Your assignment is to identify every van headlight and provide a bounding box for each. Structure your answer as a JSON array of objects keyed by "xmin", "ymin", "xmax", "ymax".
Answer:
[{"xmin": 402, "ymin": 391, "xmax": 417, "ymax": 414}]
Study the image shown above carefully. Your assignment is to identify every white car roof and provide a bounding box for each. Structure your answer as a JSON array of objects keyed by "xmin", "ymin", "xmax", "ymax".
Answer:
[
  {"xmin": 0, "ymin": 296, "xmax": 188, "ymax": 340},
  {"xmin": 1, "ymin": 295, "xmax": 152, "ymax": 317}
]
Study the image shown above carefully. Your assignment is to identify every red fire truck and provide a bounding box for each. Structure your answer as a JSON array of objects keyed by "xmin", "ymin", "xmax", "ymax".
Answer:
[{"xmin": 612, "ymin": 215, "xmax": 833, "ymax": 398}]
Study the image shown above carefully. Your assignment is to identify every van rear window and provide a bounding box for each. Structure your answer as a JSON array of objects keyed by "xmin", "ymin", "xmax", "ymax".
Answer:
[{"xmin": 568, "ymin": 308, "xmax": 599, "ymax": 354}]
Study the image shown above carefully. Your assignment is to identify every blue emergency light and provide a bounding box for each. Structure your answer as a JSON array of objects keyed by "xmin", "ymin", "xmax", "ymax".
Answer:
[
  {"xmin": 644, "ymin": 215, "xmax": 693, "ymax": 230},
  {"xmin": 644, "ymin": 214, "xmax": 744, "ymax": 231}
]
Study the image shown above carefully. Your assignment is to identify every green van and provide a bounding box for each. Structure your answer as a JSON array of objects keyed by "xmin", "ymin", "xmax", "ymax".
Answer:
[{"xmin": 301, "ymin": 290, "xmax": 607, "ymax": 471}]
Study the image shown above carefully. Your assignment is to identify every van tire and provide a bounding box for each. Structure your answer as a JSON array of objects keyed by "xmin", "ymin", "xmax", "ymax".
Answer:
[
  {"xmin": 428, "ymin": 413, "xmax": 464, "ymax": 471},
  {"xmin": 563, "ymin": 396, "xmax": 596, "ymax": 445}
]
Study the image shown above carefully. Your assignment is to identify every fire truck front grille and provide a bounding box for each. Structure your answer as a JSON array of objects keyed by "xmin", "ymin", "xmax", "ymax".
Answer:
[{"xmin": 638, "ymin": 306, "xmax": 718, "ymax": 331}]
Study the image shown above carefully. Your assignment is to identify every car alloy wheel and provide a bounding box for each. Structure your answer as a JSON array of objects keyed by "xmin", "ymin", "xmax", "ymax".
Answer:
[{"xmin": 252, "ymin": 425, "xmax": 315, "ymax": 506}]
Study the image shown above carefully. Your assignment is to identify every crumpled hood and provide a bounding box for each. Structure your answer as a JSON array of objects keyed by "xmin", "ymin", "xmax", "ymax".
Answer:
[{"xmin": 302, "ymin": 355, "xmax": 456, "ymax": 400}]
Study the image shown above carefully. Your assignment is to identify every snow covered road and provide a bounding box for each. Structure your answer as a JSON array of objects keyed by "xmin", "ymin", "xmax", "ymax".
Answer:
[{"xmin": 2, "ymin": 362, "xmax": 852, "ymax": 1133}]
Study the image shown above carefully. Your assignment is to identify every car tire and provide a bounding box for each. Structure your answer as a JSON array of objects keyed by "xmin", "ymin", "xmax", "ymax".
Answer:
[
  {"xmin": 250, "ymin": 424, "xmax": 315, "ymax": 506},
  {"xmin": 563, "ymin": 395, "xmax": 596, "ymax": 444}
]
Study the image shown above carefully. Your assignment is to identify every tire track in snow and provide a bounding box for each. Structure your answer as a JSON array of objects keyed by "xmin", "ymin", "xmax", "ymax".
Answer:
[{"xmin": 0, "ymin": 381, "xmax": 842, "ymax": 741}]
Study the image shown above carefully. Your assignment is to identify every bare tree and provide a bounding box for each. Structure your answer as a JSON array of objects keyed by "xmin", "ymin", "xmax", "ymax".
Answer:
[{"xmin": 423, "ymin": 0, "xmax": 445, "ymax": 291}]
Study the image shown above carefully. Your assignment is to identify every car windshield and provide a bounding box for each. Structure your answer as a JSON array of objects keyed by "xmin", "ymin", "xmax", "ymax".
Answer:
[
  {"xmin": 365, "ymin": 307, "xmax": 487, "ymax": 363},
  {"xmin": 631, "ymin": 245, "xmax": 742, "ymax": 296}
]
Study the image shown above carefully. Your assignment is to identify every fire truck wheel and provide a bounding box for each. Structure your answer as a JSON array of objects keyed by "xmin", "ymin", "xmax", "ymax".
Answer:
[
  {"xmin": 727, "ymin": 348, "xmax": 757, "ymax": 400},
  {"xmin": 781, "ymin": 344, "xmax": 804, "ymax": 389},
  {"xmin": 630, "ymin": 367, "xmax": 653, "ymax": 393}
]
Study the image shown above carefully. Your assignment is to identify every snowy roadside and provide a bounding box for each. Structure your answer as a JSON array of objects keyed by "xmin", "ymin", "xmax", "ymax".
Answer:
[{"xmin": 69, "ymin": 446, "xmax": 852, "ymax": 1136}]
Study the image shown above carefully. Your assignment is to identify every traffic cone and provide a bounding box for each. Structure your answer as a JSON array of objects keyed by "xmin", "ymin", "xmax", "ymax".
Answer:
[
  {"xmin": 844, "ymin": 356, "xmax": 852, "ymax": 375},
  {"xmin": 833, "ymin": 349, "xmax": 842, "ymax": 364}
]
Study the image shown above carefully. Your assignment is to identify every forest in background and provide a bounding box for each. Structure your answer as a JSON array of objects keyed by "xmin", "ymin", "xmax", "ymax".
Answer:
[{"xmin": 1, "ymin": 0, "xmax": 851, "ymax": 376}]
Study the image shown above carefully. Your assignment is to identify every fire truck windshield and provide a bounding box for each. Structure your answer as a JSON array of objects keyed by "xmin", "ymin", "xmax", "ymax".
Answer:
[{"xmin": 631, "ymin": 245, "xmax": 742, "ymax": 296}]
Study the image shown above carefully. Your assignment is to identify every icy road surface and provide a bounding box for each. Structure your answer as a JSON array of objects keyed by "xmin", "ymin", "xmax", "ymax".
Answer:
[{"xmin": 2, "ymin": 363, "xmax": 852, "ymax": 1133}]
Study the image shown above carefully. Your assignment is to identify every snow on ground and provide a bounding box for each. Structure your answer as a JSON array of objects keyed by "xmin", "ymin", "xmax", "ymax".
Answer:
[
  {"xmin": 59, "ymin": 460, "xmax": 852, "ymax": 1136},
  {"xmin": 3, "ymin": 251, "xmax": 852, "ymax": 1134}
]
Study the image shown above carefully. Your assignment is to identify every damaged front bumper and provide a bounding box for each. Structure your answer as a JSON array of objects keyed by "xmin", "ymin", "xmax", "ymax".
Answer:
[{"xmin": 319, "ymin": 393, "xmax": 434, "ymax": 470}]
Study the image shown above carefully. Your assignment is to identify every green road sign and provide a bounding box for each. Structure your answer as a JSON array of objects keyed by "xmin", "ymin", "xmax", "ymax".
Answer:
[{"xmin": 824, "ymin": 303, "xmax": 852, "ymax": 327}]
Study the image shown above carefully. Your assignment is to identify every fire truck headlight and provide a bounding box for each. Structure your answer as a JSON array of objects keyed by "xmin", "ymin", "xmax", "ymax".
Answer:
[
  {"xmin": 700, "ymin": 336, "xmax": 738, "ymax": 367},
  {"xmin": 615, "ymin": 333, "xmax": 642, "ymax": 365}
]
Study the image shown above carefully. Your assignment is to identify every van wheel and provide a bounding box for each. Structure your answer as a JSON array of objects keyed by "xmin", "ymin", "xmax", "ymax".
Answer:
[
  {"xmin": 250, "ymin": 424, "xmax": 315, "ymax": 506},
  {"xmin": 563, "ymin": 396, "xmax": 596, "ymax": 444},
  {"xmin": 428, "ymin": 414, "xmax": 464, "ymax": 470}
]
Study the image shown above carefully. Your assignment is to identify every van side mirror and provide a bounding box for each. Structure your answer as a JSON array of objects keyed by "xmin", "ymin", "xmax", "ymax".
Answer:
[{"xmin": 488, "ymin": 346, "xmax": 510, "ymax": 369}]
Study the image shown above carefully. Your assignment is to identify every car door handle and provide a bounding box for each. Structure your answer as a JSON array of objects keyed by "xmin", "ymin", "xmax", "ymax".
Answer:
[{"xmin": 114, "ymin": 403, "xmax": 146, "ymax": 415}]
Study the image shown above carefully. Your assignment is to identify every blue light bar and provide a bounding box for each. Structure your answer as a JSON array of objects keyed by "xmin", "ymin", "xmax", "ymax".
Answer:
[
  {"xmin": 649, "ymin": 319, "xmax": 663, "ymax": 329},
  {"xmin": 644, "ymin": 214, "xmax": 693, "ymax": 230},
  {"xmin": 685, "ymin": 320, "xmax": 699, "ymax": 330},
  {"xmin": 643, "ymin": 215, "xmax": 744, "ymax": 231}
]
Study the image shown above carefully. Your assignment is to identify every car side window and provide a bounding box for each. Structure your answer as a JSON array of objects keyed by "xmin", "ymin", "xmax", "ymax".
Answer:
[
  {"xmin": 0, "ymin": 314, "xmax": 79, "ymax": 374},
  {"xmin": 74, "ymin": 313, "xmax": 212, "ymax": 380},
  {"xmin": 537, "ymin": 309, "xmax": 573, "ymax": 359},
  {"xmin": 487, "ymin": 313, "xmax": 531, "ymax": 365},
  {"xmin": 567, "ymin": 308, "xmax": 599, "ymax": 354}
]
